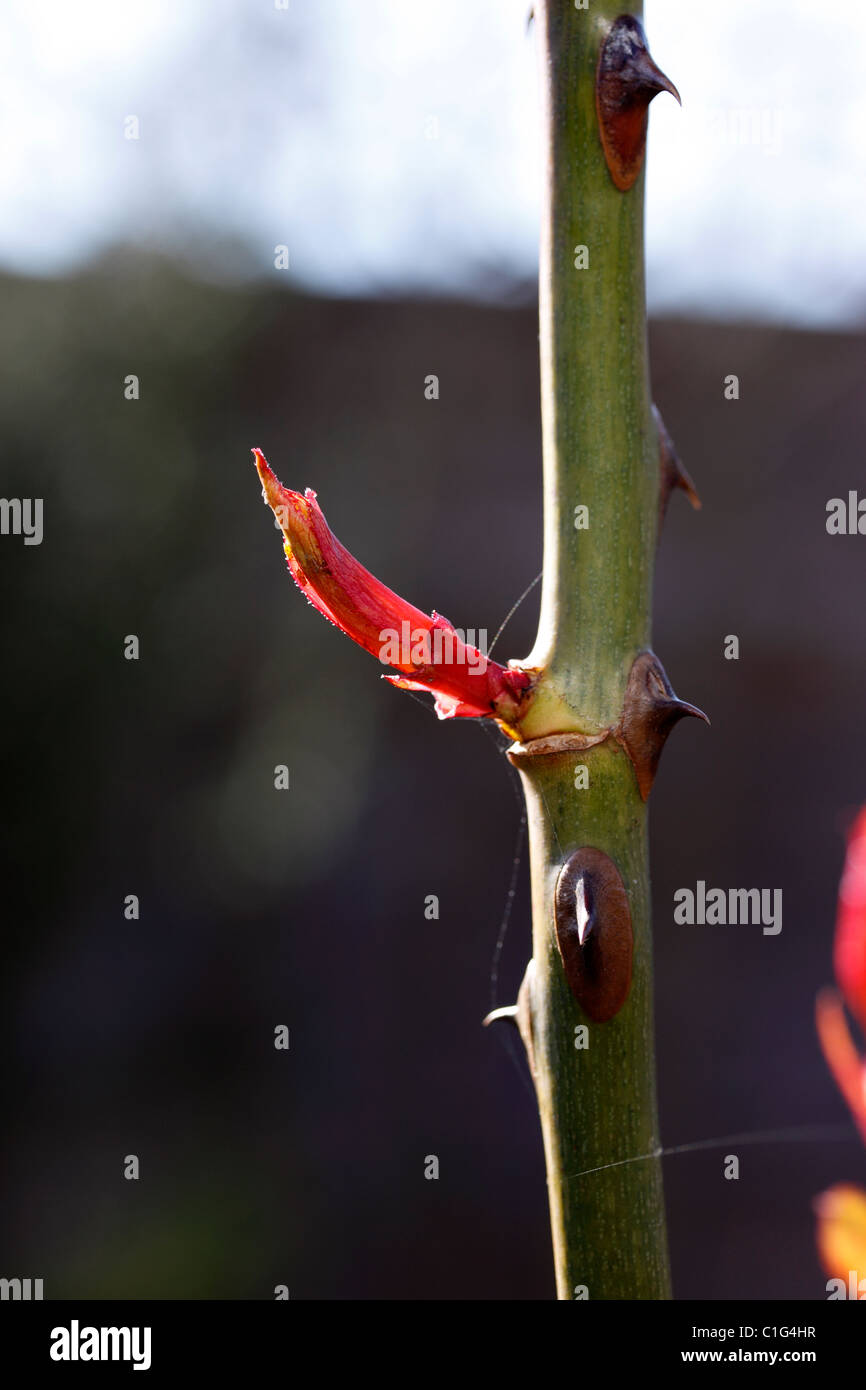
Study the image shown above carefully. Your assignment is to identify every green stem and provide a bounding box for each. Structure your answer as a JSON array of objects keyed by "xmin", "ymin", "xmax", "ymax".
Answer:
[{"xmin": 515, "ymin": 0, "xmax": 670, "ymax": 1300}]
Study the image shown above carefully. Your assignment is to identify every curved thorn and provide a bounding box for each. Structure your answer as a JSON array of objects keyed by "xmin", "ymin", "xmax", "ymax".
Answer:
[
  {"xmin": 596, "ymin": 16, "xmax": 680, "ymax": 192},
  {"xmin": 653, "ymin": 404, "xmax": 701, "ymax": 531},
  {"xmin": 616, "ymin": 651, "xmax": 709, "ymax": 801},
  {"xmin": 483, "ymin": 1004, "xmax": 519, "ymax": 1028}
]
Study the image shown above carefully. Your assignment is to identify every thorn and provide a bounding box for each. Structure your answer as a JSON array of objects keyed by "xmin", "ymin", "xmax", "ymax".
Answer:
[
  {"xmin": 596, "ymin": 16, "xmax": 680, "ymax": 192},
  {"xmin": 485, "ymin": 962, "xmax": 538, "ymax": 1081},
  {"xmin": 554, "ymin": 850, "xmax": 633, "ymax": 1023},
  {"xmin": 483, "ymin": 1004, "xmax": 519, "ymax": 1028},
  {"xmin": 516, "ymin": 959, "xmax": 537, "ymax": 1079},
  {"xmin": 616, "ymin": 651, "xmax": 709, "ymax": 801},
  {"xmin": 653, "ymin": 405, "xmax": 701, "ymax": 531},
  {"xmin": 575, "ymin": 873, "xmax": 594, "ymax": 946}
]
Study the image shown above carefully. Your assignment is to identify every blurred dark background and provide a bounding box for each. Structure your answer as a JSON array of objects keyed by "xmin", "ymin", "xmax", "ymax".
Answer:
[{"xmin": 1, "ymin": 256, "xmax": 865, "ymax": 1299}]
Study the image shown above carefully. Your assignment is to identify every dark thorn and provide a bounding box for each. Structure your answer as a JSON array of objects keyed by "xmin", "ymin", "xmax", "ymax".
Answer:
[
  {"xmin": 596, "ymin": 15, "xmax": 680, "ymax": 192},
  {"xmin": 616, "ymin": 650, "xmax": 709, "ymax": 801},
  {"xmin": 654, "ymin": 404, "xmax": 701, "ymax": 530},
  {"xmin": 554, "ymin": 849, "xmax": 633, "ymax": 1023}
]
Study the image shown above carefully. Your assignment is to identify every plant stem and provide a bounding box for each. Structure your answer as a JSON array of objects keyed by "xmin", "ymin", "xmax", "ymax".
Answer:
[{"xmin": 514, "ymin": 0, "xmax": 671, "ymax": 1300}]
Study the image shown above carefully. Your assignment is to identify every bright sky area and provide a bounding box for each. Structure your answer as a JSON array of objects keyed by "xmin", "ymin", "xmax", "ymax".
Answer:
[{"xmin": 1, "ymin": 0, "xmax": 863, "ymax": 325}]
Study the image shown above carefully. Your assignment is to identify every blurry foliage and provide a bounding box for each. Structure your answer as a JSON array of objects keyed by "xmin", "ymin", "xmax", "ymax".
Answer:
[{"xmin": 1, "ymin": 254, "xmax": 866, "ymax": 1296}]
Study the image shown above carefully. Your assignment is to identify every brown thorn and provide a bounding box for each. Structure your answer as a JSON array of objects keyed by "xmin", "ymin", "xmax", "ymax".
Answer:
[
  {"xmin": 615, "ymin": 650, "xmax": 709, "ymax": 801},
  {"xmin": 596, "ymin": 15, "xmax": 680, "ymax": 192},
  {"xmin": 654, "ymin": 404, "xmax": 701, "ymax": 530},
  {"xmin": 554, "ymin": 849, "xmax": 633, "ymax": 1023}
]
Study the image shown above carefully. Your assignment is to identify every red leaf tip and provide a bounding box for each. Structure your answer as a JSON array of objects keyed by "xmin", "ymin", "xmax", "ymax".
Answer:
[{"xmin": 251, "ymin": 447, "xmax": 534, "ymax": 734}]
